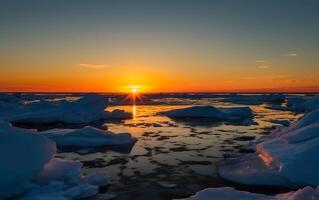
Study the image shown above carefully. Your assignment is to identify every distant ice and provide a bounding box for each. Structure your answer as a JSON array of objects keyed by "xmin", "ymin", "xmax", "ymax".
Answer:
[
  {"xmin": 221, "ymin": 93, "xmax": 285, "ymax": 105},
  {"xmin": 266, "ymin": 95, "xmax": 319, "ymax": 112},
  {"xmin": 260, "ymin": 93, "xmax": 286, "ymax": 103},
  {"xmin": 0, "ymin": 94, "xmax": 131, "ymax": 124}
]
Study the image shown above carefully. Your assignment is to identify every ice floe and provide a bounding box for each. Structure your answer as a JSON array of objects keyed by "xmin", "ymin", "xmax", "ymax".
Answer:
[
  {"xmin": 218, "ymin": 109, "xmax": 319, "ymax": 188},
  {"xmin": 0, "ymin": 94, "xmax": 131, "ymax": 124},
  {"xmin": 0, "ymin": 121, "xmax": 109, "ymax": 199},
  {"xmin": 159, "ymin": 105, "xmax": 253, "ymax": 120},
  {"xmin": 40, "ymin": 126, "xmax": 136, "ymax": 149},
  {"xmin": 185, "ymin": 186, "xmax": 319, "ymax": 200}
]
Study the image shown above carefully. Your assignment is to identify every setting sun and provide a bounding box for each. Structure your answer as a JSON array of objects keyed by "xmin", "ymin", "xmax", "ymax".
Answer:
[{"xmin": 131, "ymin": 86, "xmax": 138, "ymax": 94}]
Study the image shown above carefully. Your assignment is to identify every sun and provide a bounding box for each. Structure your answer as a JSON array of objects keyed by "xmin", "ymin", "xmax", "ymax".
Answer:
[
  {"xmin": 130, "ymin": 85, "xmax": 139, "ymax": 94},
  {"xmin": 131, "ymin": 87, "xmax": 137, "ymax": 94}
]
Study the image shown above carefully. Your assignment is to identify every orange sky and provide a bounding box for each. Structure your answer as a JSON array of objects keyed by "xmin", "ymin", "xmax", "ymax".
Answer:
[{"xmin": 1, "ymin": 1, "xmax": 319, "ymax": 93}]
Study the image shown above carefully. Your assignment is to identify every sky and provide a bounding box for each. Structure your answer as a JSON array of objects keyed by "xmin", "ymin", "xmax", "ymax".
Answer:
[{"xmin": 0, "ymin": 0, "xmax": 319, "ymax": 93}]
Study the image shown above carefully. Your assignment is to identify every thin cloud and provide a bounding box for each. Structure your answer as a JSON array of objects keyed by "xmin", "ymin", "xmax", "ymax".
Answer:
[
  {"xmin": 79, "ymin": 63, "xmax": 109, "ymax": 69},
  {"xmin": 242, "ymin": 75, "xmax": 289, "ymax": 80},
  {"xmin": 257, "ymin": 65, "xmax": 271, "ymax": 69},
  {"xmin": 286, "ymin": 53, "xmax": 298, "ymax": 57},
  {"xmin": 255, "ymin": 59, "xmax": 268, "ymax": 63}
]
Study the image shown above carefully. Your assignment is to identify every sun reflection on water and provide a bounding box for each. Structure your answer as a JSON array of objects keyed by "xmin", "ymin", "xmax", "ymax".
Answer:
[{"xmin": 132, "ymin": 104, "xmax": 137, "ymax": 120}]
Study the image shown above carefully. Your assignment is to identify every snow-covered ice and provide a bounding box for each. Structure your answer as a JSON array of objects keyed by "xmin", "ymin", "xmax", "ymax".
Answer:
[
  {"xmin": 185, "ymin": 186, "xmax": 319, "ymax": 200},
  {"xmin": 40, "ymin": 126, "xmax": 136, "ymax": 149},
  {"xmin": 266, "ymin": 95, "xmax": 319, "ymax": 112},
  {"xmin": 219, "ymin": 109, "xmax": 319, "ymax": 188},
  {"xmin": 0, "ymin": 121, "xmax": 109, "ymax": 199},
  {"xmin": 0, "ymin": 94, "xmax": 132, "ymax": 124},
  {"xmin": 159, "ymin": 105, "xmax": 253, "ymax": 121},
  {"xmin": 0, "ymin": 121, "xmax": 56, "ymax": 198}
]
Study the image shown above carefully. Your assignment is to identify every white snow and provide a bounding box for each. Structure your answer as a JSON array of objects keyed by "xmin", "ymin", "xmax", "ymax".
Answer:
[
  {"xmin": 0, "ymin": 94, "xmax": 132, "ymax": 124},
  {"xmin": 0, "ymin": 121, "xmax": 109, "ymax": 199},
  {"xmin": 159, "ymin": 105, "xmax": 253, "ymax": 120},
  {"xmin": 0, "ymin": 121, "xmax": 56, "ymax": 198},
  {"xmin": 185, "ymin": 186, "xmax": 319, "ymax": 200},
  {"xmin": 219, "ymin": 109, "xmax": 319, "ymax": 188},
  {"xmin": 40, "ymin": 126, "xmax": 136, "ymax": 148}
]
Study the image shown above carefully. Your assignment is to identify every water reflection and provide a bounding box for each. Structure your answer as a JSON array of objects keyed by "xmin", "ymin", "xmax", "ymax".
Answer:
[
  {"xmin": 64, "ymin": 100, "xmax": 303, "ymax": 200},
  {"xmin": 132, "ymin": 104, "xmax": 137, "ymax": 120}
]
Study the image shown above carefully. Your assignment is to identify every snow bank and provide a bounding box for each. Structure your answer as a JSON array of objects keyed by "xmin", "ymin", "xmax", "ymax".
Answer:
[
  {"xmin": 219, "ymin": 109, "xmax": 319, "ymax": 188},
  {"xmin": 185, "ymin": 186, "xmax": 319, "ymax": 200},
  {"xmin": 159, "ymin": 105, "xmax": 253, "ymax": 120},
  {"xmin": 0, "ymin": 121, "xmax": 109, "ymax": 199},
  {"xmin": 40, "ymin": 126, "xmax": 136, "ymax": 149},
  {"xmin": 0, "ymin": 94, "xmax": 132, "ymax": 124}
]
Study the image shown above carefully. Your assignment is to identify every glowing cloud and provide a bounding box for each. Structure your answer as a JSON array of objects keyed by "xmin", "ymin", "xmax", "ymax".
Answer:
[
  {"xmin": 286, "ymin": 53, "xmax": 298, "ymax": 57},
  {"xmin": 79, "ymin": 63, "xmax": 109, "ymax": 69}
]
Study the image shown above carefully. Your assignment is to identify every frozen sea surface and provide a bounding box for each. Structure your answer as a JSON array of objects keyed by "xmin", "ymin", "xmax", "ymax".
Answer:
[{"xmin": 49, "ymin": 97, "xmax": 302, "ymax": 200}]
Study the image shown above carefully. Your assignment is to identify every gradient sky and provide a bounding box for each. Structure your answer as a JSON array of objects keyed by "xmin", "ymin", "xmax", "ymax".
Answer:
[{"xmin": 1, "ymin": 0, "xmax": 319, "ymax": 92}]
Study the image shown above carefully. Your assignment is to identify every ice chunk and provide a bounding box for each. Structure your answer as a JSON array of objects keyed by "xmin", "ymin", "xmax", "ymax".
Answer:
[
  {"xmin": 159, "ymin": 105, "xmax": 253, "ymax": 121},
  {"xmin": 261, "ymin": 94, "xmax": 286, "ymax": 103},
  {"xmin": 159, "ymin": 106, "xmax": 225, "ymax": 118},
  {"xmin": 220, "ymin": 107, "xmax": 253, "ymax": 120},
  {"xmin": 0, "ymin": 121, "xmax": 110, "ymax": 199},
  {"xmin": 21, "ymin": 181, "xmax": 98, "ymax": 200},
  {"xmin": 34, "ymin": 158, "xmax": 82, "ymax": 184},
  {"xmin": 0, "ymin": 121, "xmax": 56, "ymax": 197},
  {"xmin": 40, "ymin": 126, "xmax": 136, "ymax": 149},
  {"xmin": 185, "ymin": 186, "xmax": 319, "ymax": 200},
  {"xmin": 185, "ymin": 187, "xmax": 272, "ymax": 200},
  {"xmin": 83, "ymin": 172, "xmax": 109, "ymax": 186},
  {"xmin": 221, "ymin": 94, "xmax": 263, "ymax": 105},
  {"xmin": 219, "ymin": 110, "xmax": 319, "ymax": 187}
]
